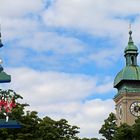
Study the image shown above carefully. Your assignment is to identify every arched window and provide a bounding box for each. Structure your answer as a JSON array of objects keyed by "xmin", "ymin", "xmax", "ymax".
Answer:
[{"xmin": 131, "ymin": 56, "xmax": 134, "ymax": 65}]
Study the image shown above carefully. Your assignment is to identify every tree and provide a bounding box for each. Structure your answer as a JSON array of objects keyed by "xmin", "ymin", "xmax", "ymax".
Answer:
[
  {"xmin": 38, "ymin": 116, "xmax": 80, "ymax": 140},
  {"xmin": 113, "ymin": 123, "xmax": 133, "ymax": 140},
  {"xmin": 0, "ymin": 102, "xmax": 41, "ymax": 139},
  {"xmin": 132, "ymin": 117, "xmax": 140, "ymax": 140},
  {"xmin": 99, "ymin": 113, "xmax": 117, "ymax": 140}
]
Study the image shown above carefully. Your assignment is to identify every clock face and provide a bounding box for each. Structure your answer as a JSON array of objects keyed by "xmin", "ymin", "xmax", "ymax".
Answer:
[
  {"xmin": 130, "ymin": 101, "xmax": 140, "ymax": 117},
  {"xmin": 118, "ymin": 104, "xmax": 123, "ymax": 119}
]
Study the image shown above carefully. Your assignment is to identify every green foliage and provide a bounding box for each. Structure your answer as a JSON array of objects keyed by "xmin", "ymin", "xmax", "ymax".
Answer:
[
  {"xmin": 0, "ymin": 109, "xmax": 80, "ymax": 139},
  {"xmin": 132, "ymin": 117, "xmax": 140, "ymax": 140},
  {"xmin": 38, "ymin": 117, "xmax": 79, "ymax": 140},
  {"xmin": 99, "ymin": 113, "xmax": 117, "ymax": 140},
  {"xmin": 113, "ymin": 123, "xmax": 133, "ymax": 140},
  {"xmin": 99, "ymin": 114, "xmax": 140, "ymax": 140}
]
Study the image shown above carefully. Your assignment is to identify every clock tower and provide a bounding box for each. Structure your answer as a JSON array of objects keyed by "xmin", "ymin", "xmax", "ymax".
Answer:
[{"xmin": 114, "ymin": 30, "xmax": 140, "ymax": 126}]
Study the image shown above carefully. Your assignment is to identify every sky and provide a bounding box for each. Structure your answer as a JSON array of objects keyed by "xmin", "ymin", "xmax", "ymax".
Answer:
[{"xmin": 0, "ymin": 0, "xmax": 140, "ymax": 138}]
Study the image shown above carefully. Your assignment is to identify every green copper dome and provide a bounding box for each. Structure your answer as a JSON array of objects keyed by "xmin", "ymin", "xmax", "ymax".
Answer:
[
  {"xmin": 114, "ymin": 30, "xmax": 140, "ymax": 88},
  {"xmin": 114, "ymin": 66, "xmax": 140, "ymax": 87},
  {"xmin": 124, "ymin": 43, "xmax": 138, "ymax": 53}
]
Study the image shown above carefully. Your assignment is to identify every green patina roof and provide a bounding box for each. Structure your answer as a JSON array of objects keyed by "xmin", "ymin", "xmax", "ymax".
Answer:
[
  {"xmin": 114, "ymin": 66, "xmax": 140, "ymax": 87},
  {"xmin": 124, "ymin": 43, "xmax": 138, "ymax": 53},
  {"xmin": 114, "ymin": 30, "xmax": 140, "ymax": 88}
]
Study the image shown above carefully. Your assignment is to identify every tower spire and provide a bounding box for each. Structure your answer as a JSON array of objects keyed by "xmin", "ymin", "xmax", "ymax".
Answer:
[{"xmin": 124, "ymin": 25, "xmax": 138, "ymax": 66}]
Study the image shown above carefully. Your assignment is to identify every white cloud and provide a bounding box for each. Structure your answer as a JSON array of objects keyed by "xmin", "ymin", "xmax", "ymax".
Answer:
[
  {"xmin": 88, "ymin": 47, "xmax": 122, "ymax": 67},
  {"xmin": 0, "ymin": 0, "xmax": 135, "ymax": 68},
  {"xmin": 4, "ymin": 67, "xmax": 112, "ymax": 104},
  {"xmin": 74, "ymin": 99, "xmax": 115, "ymax": 138},
  {"xmin": 0, "ymin": 0, "xmax": 140, "ymax": 69},
  {"xmin": 96, "ymin": 82, "xmax": 113, "ymax": 94},
  {"xmin": 109, "ymin": 0, "xmax": 140, "ymax": 16},
  {"xmin": 1, "ymin": 18, "xmax": 40, "ymax": 41},
  {"xmin": 18, "ymin": 31, "xmax": 86, "ymax": 54},
  {"xmin": 42, "ymin": 0, "xmax": 131, "ymax": 36},
  {"xmin": 0, "ymin": 0, "xmax": 43, "ymax": 18},
  {"xmin": 0, "ymin": 0, "xmax": 43, "ymax": 42}
]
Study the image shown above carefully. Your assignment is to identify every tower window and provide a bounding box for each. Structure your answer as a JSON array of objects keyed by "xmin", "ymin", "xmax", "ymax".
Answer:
[{"xmin": 131, "ymin": 56, "xmax": 134, "ymax": 65}]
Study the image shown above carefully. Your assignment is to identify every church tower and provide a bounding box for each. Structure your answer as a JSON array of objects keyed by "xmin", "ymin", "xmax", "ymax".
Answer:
[{"xmin": 114, "ymin": 29, "xmax": 140, "ymax": 126}]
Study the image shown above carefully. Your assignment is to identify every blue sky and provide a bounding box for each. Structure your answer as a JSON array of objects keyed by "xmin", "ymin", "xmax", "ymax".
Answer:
[{"xmin": 0, "ymin": 0, "xmax": 140, "ymax": 138}]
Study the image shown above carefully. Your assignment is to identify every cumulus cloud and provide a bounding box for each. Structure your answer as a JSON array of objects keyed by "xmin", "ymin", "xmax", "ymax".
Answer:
[
  {"xmin": 42, "ymin": 0, "xmax": 131, "ymax": 36},
  {"xmin": 1, "ymin": 0, "xmax": 136, "ymax": 68},
  {"xmin": 40, "ymin": 0, "xmax": 140, "ymax": 67},
  {"xmin": 2, "ymin": 18, "xmax": 40, "ymax": 41},
  {"xmin": 88, "ymin": 47, "xmax": 122, "ymax": 67},
  {"xmin": 18, "ymin": 31, "xmax": 86, "ymax": 54},
  {"xmin": 0, "ymin": 0, "xmax": 44, "ymax": 42},
  {"xmin": 3, "ymin": 67, "xmax": 113, "ymax": 104},
  {"xmin": 0, "ymin": 0, "xmax": 43, "ymax": 18}
]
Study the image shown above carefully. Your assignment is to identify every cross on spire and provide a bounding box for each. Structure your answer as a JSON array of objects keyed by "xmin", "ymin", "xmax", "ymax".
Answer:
[{"xmin": 128, "ymin": 23, "xmax": 133, "ymax": 44}]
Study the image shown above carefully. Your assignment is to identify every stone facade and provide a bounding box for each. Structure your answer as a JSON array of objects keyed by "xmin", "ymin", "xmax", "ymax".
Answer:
[{"xmin": 114, "ymin": 92, "xmax": 140, "ymax": 126}]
